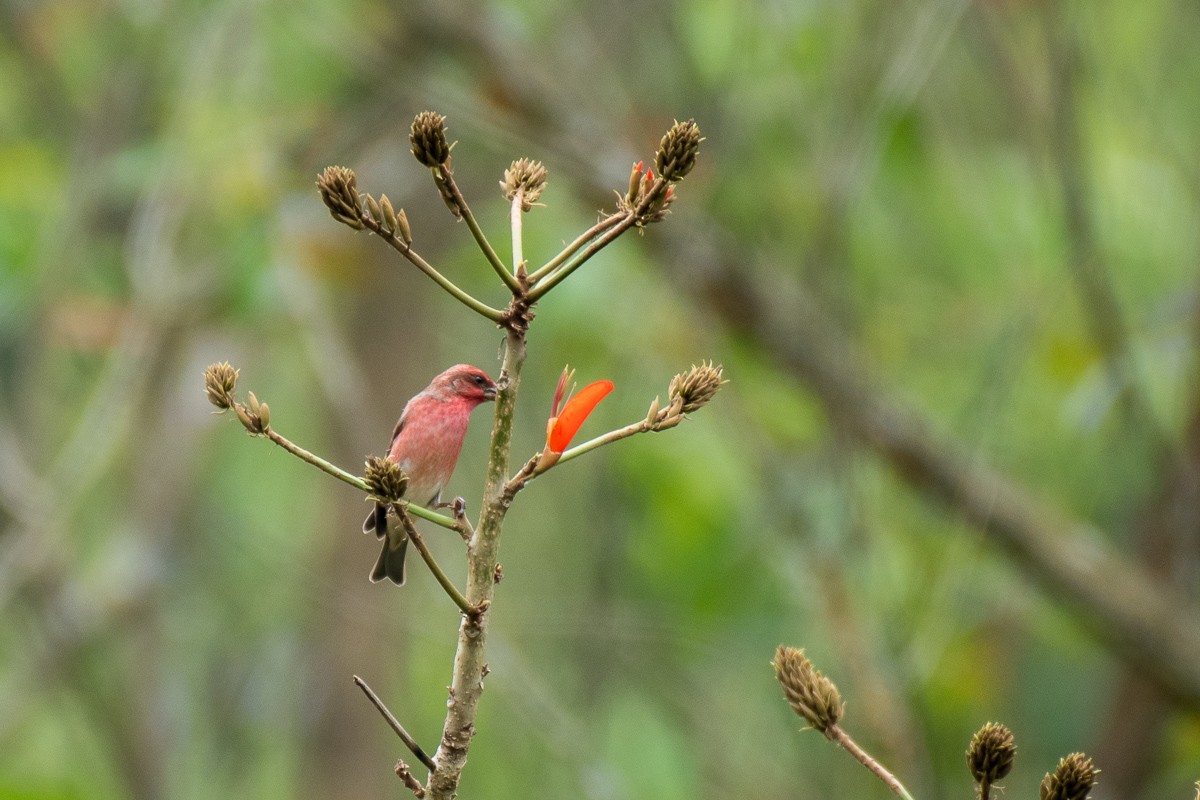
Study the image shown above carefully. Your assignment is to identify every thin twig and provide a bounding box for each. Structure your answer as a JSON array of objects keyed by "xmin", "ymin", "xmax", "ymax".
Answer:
[
  {"xmin": 439, "ymin": 168, "xmax": 521, "ymax": 293},
  {"xmin": 527, "ymin": 214, "xmax": 637, "ymax": 301},
  {"xmin": 502, "ymin": 419, "xmax": 656, "ymax": 499},
  {"xmin": 353, "ymin": 675, "xmax": 437, "ymax": 772},
  {"xmin": 265, "ymin": 429, "xmax": 370, "ymax": 491},
  {"xmin": 527, "ymin": 213, "xmax": 623, "ymax": 284},
  {"xmin": 395, "ymin": 760, "xmax": 427, "ymax": 798},
  {"xmin": 393, "ymin": 503, "xmax": 472, "ymax": 614},
  {"xmin": 528, "ymin": 177, "xmax": 667, "ymax": 301},
  {"xmin": 362, "ymin": 215, "xmax": 504, "ymax": 321},
  {"xmin": 826, "ymin": 725, "xmax": 915, "ymax": 800},
  {"xmin": 260, "ymin": 429, "xmax": 457, "ymax": 529}
]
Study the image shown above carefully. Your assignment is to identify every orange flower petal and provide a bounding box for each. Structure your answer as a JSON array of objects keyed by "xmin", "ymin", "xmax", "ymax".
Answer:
[{"xmin": 547, "ymin": 379, "xmax": 613, "ymax": 453}]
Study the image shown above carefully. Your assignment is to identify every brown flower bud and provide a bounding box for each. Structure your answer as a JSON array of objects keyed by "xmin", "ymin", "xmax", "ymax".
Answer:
[
  {"xmin": 204, "ymin": 361, "xmax": 239, "ymax": 410},
  {"xmin": 654, "ymin": 119, "xmax": 702, "ymax": 182},
  {"xmin": 501, "ymin": 158, "xmax": 548, "ymax": 211},
  {"xmin": 772, "ymin": 645, "xmax": 843, "ymax": 736},
  {"xmin": 395, "ymin": 207, "xmax": 412, "ymax": 244},
  {"xmin": 668, "ymin": 362, "xmax": 725, "ymax": 414},
  {"xmin": 410, "ymin": 111, "xmax": 451, "ymax": 168},
  {"xmin": 1039, "ymin": 753, "xmax": 1099, "ymax": 800},
  {"xmin": 316, "ymin": 166, "xmax": 364, "ymax": 230},
  {"xmin": 364, "ymin": 455, "xmax": 409, "ymax": 503},
  {"xmin": 967, "ymin": 722, "xmax": 1016, "ymax": 786}
]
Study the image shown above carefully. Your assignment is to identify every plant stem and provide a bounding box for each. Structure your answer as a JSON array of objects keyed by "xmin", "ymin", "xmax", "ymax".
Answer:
[
  {"xmin": 394, "ymin": 504, "xmax": 472, "ymax": 614},
  {"xmin": 265, "ymin": 429, "xmax": 369, "ymax": 490},
  {"xmin": 527, "ymin": 213, "xmax": 622, "ymax": 284},
  {"xmin": 827, "ymin": 725, "xmax": 916, "ymax": 800},
  {"xmin": 527, "ymin": 214, "xmax": 636, "ymax": 301},
  {"xmin": 440, "ymin": 168, "xmax": 522, "ymax": 293},
  {"xmin": 365, "ymin": 216, "xmax": 504, "ymax": 321},
  {"xmin": 426, "ymin": 326, "xmax": 526, "ymax": 800},
  {"xmin": 510, "ymin": 189, "xmax": 525, "ymax": 278},
  {"xmin": 352, "ymin": 675, "xmax": 437, "ymax": 772},
  {"xmin": 260, "ymin": 429, "xmax": 456, "ymax": 529}
]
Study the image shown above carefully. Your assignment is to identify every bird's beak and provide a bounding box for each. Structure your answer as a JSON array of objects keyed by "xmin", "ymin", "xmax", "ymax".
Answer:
[{"xmin": 484, "ymin": 385, "xmax": 497, "ymax": 401}]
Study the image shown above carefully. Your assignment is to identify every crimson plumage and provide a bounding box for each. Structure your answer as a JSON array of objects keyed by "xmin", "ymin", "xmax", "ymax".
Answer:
[{"xmin": 364, "ymin": 364, "xmax": 496, "ymax": 584}]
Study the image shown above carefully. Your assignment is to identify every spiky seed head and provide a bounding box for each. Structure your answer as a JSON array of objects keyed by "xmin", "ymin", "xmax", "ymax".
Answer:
[
  {"xmin": 655, "ymin": 119, "xmax": 702, "ymax": 182},
  {"xmin": 967, "ymin": 722, "xmax": 1016, "ymax": 785},
  {"xmin": 502, "ymin": 158, "xmax": 548, "ymax": 210},
  {"xmin": 204, "ymin": 362, "xmax": 239, "ymax": 410},
  {"xmin": 772, "ymin": 645, "xmax": 843, "ymax": 736},
  {"xmin": 668, "ymin": 362, "xmax": 726, "ymax": 414},
  {"xmin": 1039, "ymin": 753, "xmax": 1099, "ymax": 800},
  {"xmin": 364, "ymin": 455, "xmax": 409, "ymax": 503},
  {"xmin": 316, "ymin": 166, "xmax": 364, "ymax": 230},
  {"xmin": 410, "ymin": 111, "xmax": 451, "ymax": 168}
]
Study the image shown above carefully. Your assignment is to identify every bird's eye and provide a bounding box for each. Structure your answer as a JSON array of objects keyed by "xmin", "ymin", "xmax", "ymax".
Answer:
[{"xmin": 473, "ymin": 375, "xmax": 485, "ymax": 386}]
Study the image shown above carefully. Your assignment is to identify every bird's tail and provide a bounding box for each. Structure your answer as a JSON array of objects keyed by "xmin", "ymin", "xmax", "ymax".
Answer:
[{"xmin": 364, "ymin": 503, "xmax": 407, "ymax": 585}]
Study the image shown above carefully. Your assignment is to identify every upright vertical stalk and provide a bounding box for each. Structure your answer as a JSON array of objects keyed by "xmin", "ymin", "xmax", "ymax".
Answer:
[{"xmin": 427, "ymin": 325, "xmax": 527, "ymax": 799}]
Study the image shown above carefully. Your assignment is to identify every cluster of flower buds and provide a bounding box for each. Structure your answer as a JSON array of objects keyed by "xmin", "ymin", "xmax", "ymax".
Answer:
[
  {"xmin": 646, "ymin": 362, "xmax": 726, "ymax": 431},
  {"xmin": 409, "ymin": 111, "xmax": 463, "ymax": 219},
  {"xmin": 619, "ymin": 160, "xmax": 673, "ymax": 225},
  {"xmin": 1039, "ymin": 753, "xmax": 1099, "ymax": 800},
  {"xmin": 363, "ymin": 192, "xmax": 412, "ymax": 244},
  {"xmin": 409, "ymin": 111, "xmax": 451, "ymax": 168},
  {"xmin": 967, "ymin": 722, "xmax": 1016, "ymax": 788},
  {"xmin": 204, "ymin": 361, "xmax": 268, "ymax": 434},
  {"xmin": 501, "ymin": 158, "xmax": 548, "ymax": 211},
  {"xmin": 773, "ymin": 645, "xmax": 844, "ymax": 737},
  {"xmin": 316, "ymin": 166, "xmax": 365, "ymax": 230},
  {"xmin": 235, "ymin": 391, "xmax": 270, "ymax": 435},
  {"xmin": 618, "ymin": 119, "xmax": 703, "ymax": 226},
  {"xmin": 204, "ymin": 361, "xmax": 238, "ymax": 410},
  {"xmin": 363, "ymin": 455, "xmax": 409, "ymax": 503}
]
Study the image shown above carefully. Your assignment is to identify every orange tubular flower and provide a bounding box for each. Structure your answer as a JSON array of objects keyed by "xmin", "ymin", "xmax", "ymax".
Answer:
[
  {"xmin": 548, "ymin": 379, "xmax": 614, "ymax": 453},
  {"xmin": 536, "ymin": 368, "xmax": 614, "ymax": 473}
]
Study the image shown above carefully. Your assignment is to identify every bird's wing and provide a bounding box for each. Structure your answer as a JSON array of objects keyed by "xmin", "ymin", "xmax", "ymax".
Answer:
[{"xmin": 389, "ymin": 395, "xmax": 416, "ymax": 448}]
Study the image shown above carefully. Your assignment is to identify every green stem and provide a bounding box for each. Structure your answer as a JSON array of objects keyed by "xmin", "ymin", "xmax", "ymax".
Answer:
[
  {"xmin": 527, "ymin": 213, "xmax": 623, "ymax": 284},
  {"xmin": 440, "ymin": 168, "xmax": 522, "ymax": 293},
  {"xmin": 527, "ymin": 213, "xmax": 637, "ymax": 302},
  {"xmin": 261, "ymin": 428, "xmax": 456, "ymax": 529},
  {"xmin": 394, "ymin": 504, "xmax": 472, "ymax": 614},
  {"xmin": 827, "ymin": 725, "xmax": 916, "ymax": 800},
  {"xmin": 366, "ymin": 216, "xmax": 504, "ymax": 321},
  {"xmin": 427, "ymin": 326, "xmax": 527, "ymax": 800}
]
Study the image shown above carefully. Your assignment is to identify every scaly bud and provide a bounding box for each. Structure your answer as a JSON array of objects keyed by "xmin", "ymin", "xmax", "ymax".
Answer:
[
  {"xmin": 204, "ymin": 361, "xmax": 239, "ymax": 410},
  {"xmin": 363, "ymin": 455, "xmax": 409, "ymax": 503},
  {"xmin": 668, "ymin": 362, "xmax": 725, "ymax": 414},
  {"xmin": 316, "ymin": 166, "xmax": 364, "ymax": 230},
  {"xmin": 364, "ymin": 194, "xmax": 382, "ymax": 228},
  {"xmin": 502, "ymin": 158, "xmax": 548, "ymax": 211},
  {"xmin": 654, "ymin": 119, "xmax": 702, "ymax": 182},
  {"xmin": 1039, "ymin": 753, "xmax": 1099, "ymax": 800},
  {"xmin": 410, "ymin": 111, "xmax": 451, "ymax": 168},
  {"xmin": 967, "ymin": 722, "xmax": 1016, "ymax": 787},
  {"xmin": 773, "ymin": 645, "xmax": 843, "ymax": 737},
  {"xmin": 379, "ymin": 194, "xmax": 398, "ymax": 235},
  {"xmin": 395, "ymin": 207, "xmax": 412, "ymax": 244}
]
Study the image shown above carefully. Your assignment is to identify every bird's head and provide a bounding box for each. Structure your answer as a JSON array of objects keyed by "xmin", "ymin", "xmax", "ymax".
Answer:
[{"xmin": 432, "ymin": 364, "xmax": 497, "ymax": 404}]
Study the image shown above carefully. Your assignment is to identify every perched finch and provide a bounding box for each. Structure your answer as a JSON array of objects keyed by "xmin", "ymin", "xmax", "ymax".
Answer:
[{"xmin": 364, "ymin": 364, "xmax": 497, "ymax": 584}]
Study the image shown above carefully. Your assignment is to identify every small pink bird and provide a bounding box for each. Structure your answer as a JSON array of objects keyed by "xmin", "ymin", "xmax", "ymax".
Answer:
[{"xmin": 364, "ymin": 364, "xmax": 497, "ymax": 584}]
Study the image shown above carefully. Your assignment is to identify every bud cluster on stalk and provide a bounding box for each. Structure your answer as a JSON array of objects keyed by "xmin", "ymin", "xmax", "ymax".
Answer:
[
  {"xmin": 772, "ymin": 645, "xmax": 844, "ymax": 737},
  {"xmin": 364, "ymin": 455, "xmax": 409, "ymax": 503}
]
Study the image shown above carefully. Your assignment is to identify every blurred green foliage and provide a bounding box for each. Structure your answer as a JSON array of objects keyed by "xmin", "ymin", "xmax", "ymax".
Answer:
[{"xmin": 2, "ymin": 0, "xmax": 1199, "ymax": 797}]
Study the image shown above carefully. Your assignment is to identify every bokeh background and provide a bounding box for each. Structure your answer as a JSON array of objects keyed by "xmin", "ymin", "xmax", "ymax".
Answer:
[{"xmin": 3, "ymin": 0, "xmax": 1199, "ymax": 797}]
